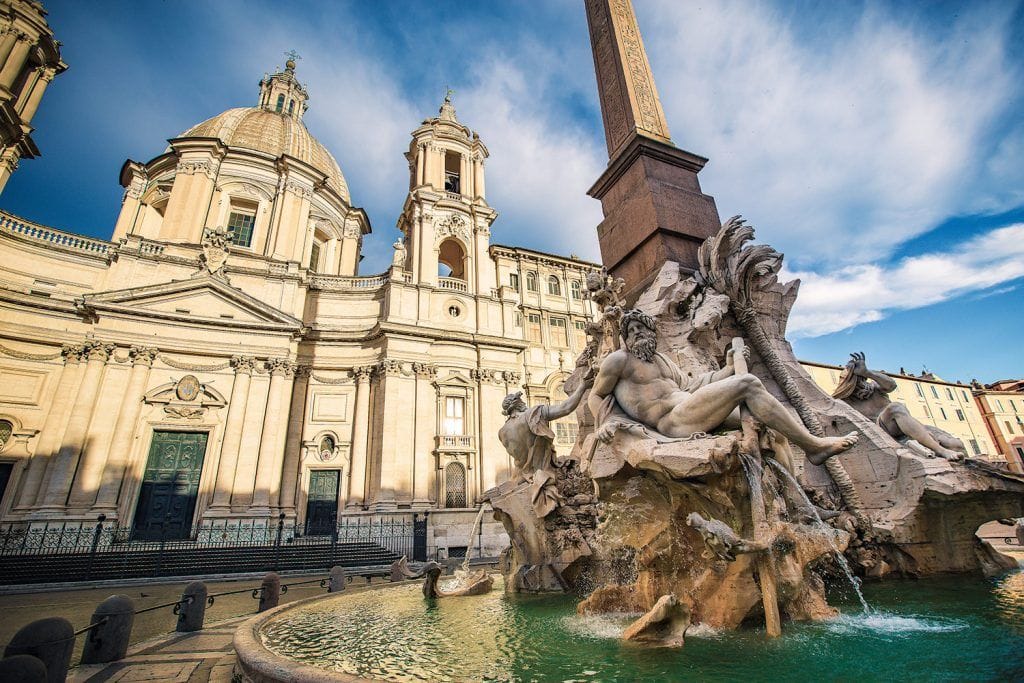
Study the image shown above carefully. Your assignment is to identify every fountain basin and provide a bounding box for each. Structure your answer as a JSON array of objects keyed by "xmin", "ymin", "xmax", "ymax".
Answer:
[{"xmin": 234, "ymin": 571, "xmax": 1024, "ymax": 682}]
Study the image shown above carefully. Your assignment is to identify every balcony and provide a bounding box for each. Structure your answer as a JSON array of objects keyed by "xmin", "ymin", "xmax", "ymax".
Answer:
[
  {"xmin": 436, "ymin": 435, "xmax": 475, "ymax": 452},
  {"xmin": 438, "ymin": 277, "xmax": 468, "ymax": 293}
]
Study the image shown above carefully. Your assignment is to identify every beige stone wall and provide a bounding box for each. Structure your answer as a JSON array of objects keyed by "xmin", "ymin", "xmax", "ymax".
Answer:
[
  {"xmin": 801, "ymin": 361, "xmax": 997, "ymax": 460},
  {"xmin": 975, "ymin": 391, "xmax": 1024, "ymax": 471}
]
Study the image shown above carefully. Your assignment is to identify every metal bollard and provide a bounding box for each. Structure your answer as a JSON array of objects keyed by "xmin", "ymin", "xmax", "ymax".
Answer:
[
  {"xmin": 176, "ymin": 581, "xmax": 208, "ymax": 632},
  {"xmin": 0, "ymin": 654, "xmax": 48, "ymax": 682},
  {"xmin": 258, "ymin": 572, "xmax": 281, "ymax": 612},
  {"xmin": 81, "ymin": 595, "xmax": 135, "ymax": 664},
  {"xmin": 328, "ymin": 565, "xmax": 347, "ymax": 592},
  {"xmin": 3, "ymin": 617, "xmax": 74, "ymax": 683}
]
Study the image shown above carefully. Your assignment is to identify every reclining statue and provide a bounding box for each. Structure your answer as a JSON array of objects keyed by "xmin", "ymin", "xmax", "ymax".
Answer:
[
  {"xmin": 833, "ymin": 352, "xmax": 966, "ymax": 461},
  {"xmin": 498, "ymin": 378, "xmax": 591, "ymax": 517},
  {"xmin": 587, "ymin": 309, "xmax": 858, "ymax": 465}
]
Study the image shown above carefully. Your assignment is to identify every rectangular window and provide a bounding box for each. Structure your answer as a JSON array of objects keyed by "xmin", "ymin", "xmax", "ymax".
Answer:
[
  {"xmin": 946, "ymin": 388, "xmax": 954, "ymax": 401},
  {"xmin": 915, "ymin": 384, "xmax": 925, "ymax": 398},
  {"xmin": 227, "ymin": 211, "xmax": 256, "ymax": 247},
  {"xmin": 513, "ymin": 312, "xmax": 522, "ymax": 327},
  {"xmin": 930, "ymin": 386, "xmax": 939, "ymax": 399},
  {"xmin": 1007, "ymin": 421, "xmax": 1015, "ymax": 435},
  {"xmin": 309, "ymin": 241, "xmax": 322, "ymax": 272},
  {"xmin": 554, "ymin": 421, "xmax": 579, "ymax": 446},
  {"xmin": 527, "ymin": 314, "xmax": 542, "ymax": 343},
  {"xmin": 443, "ymin": 397, "xmax": 464, "ymax": 436},
  {"xmin": 962, "ymin": 390, "xmax": 969, "ymax": 402},
  {"xmin": 955, "ymin": 409, "xmax": 965, "ymax": 421},
  {"xmin": 509, "ymin": 273, "xmax": 519, "ymax": 292},
  {"xmin": 550, "ymin": 317, "xmax": 568, "ymax": 347},
  {"xmin": 1013, "ymin": 400, "xmax": 1019, "ymax": 413},
  {"xmin": 969, "ymin": 439, "xmax": 981, "ymax": 456},
  {"xmin": 574, "ymin": 320, "xmax": 587, "ymax": 348},
  {"xmin": 939, "ymin": 407, "xmax": 947, "ymax": 420},
  {"xmin": 997, "ymin": 399, "xmax": 1005, "ymax": 412}
]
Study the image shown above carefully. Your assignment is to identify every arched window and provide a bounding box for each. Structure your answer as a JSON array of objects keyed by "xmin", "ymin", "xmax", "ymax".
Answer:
[
  {"xmin": 437, "ymin": 238, "xmax": 466, "ymax": 279},
  {"xmin": 0, "ymin": 419, "xmax": 12, "ymax": 449},
  {"xmin": 571, "ymin": 280, "xmax": 582, "ymax": 300},
  {"xmin": 526, "ymin": 271, "xmax": 538, "ymax": 292},
  {"xmin": 288, "ymin": 99, "xmax": 295, "ymax": 115},
  {"xmin": 547, "ymin": 275, "xmax": 562, "ymax": 296},
  {"xmin": 318, "ymin": 436, "xmax": 335, "ymax": 461},
  {"xmin": 445, "ymin": 462, "xmax": 467, "ymax": 508},
  {"xmin": 275, "ymin": 94, "xmax": 285, "ymax": 112}
]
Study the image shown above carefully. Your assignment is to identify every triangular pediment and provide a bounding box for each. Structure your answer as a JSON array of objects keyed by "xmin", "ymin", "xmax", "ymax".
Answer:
[{"xmin": 79, "ymin": 275, "xmax": 303, "ymax": 332}]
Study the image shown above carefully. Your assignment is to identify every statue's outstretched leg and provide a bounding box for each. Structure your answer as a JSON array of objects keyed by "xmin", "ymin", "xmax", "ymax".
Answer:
[
  {"xmin": 880, "ymin": 404, "xmax": 963, "ymax": 460},
  {"xmin": 659, "ymin": 374, "xmax": 857, "ymax": 465}
]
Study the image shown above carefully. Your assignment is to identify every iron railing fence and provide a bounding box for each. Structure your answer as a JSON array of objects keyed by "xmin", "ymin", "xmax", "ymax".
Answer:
[{"xmin": 0, "ymin": 513, "xmax": 426, "ymax": 585}]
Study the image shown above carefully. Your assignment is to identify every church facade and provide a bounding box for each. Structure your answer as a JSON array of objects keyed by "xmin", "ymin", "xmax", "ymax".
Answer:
[{"xmin": 0, "ymin": 56, "xmax": 597, "ymax": 556}]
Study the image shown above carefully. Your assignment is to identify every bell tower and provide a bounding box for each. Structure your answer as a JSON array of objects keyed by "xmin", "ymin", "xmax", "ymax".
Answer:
[{"xmin": 396, "ymin": 93, "xmax": 496, "ymax": 295}]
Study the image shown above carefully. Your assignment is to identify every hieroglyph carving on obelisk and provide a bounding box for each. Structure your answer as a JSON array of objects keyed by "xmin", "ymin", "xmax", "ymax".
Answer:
[{"xmin": 585, "ymin": 0, "xmax": 673, "ymax": 157}]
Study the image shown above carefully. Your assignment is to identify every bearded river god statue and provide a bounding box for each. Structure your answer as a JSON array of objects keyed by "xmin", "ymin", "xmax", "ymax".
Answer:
[
  {"xmin": 833, "ymin": 352, "xmax": 966, "ymax": 461},
  {"xmin": 487, "ymin": 215, "xmax": 1024, "ymax": 643},
  {"xmin": 587, "ymin": 308, "xmax": 858, "ymax": 465}
]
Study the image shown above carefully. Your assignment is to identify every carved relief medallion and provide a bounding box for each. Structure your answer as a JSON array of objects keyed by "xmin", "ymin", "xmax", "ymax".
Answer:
[{"xmin": 175, "ymin": 375, "xmax": 201, "ymax": 402}]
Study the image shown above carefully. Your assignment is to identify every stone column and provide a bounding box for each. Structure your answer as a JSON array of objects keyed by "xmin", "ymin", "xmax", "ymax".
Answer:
[
  {"xmin": 373, "ymin": 361, "xmax": 413, "ymax": 510},
  {"xmin": 92, "ymin": 347, "xmax": 158, "ymax": 512},
  {"xmin": 210, "ymin": 356, "xmax": 256, "ymax": 509},
  {"xmin": 252, "ymin": 359, "xmax": 296, "ymax": 511},
  {"xmin": 416, "ymin": 144, "xmax": 425, "ymax": 185},
  {"xmin": 412, "ymin": 363, "xmax": 437, "ymax": 508},
  {"xmin": 19, "ymin": 67, "xmax": 54, "ymax": 122},
  {"xmin": 346, "ymin": 366, "xmax": 372, "ymax": 509},
  {"xmin": 38, "ymin": 340, "xmax": 115, "ymax": 510},
  {"xmin": 0, "ymin": 33, "xmax": 32, "ymax": 91},
  {"xmin": 14, "ymin": 344, "xmax": 84, "ymax": 511},
  {"xmin": 277, "ymin": 366, "xmax": 311, "ymax": 514}
]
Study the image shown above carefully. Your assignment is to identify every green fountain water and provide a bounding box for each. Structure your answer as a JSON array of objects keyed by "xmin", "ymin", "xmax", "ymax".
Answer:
[{"xmin": 260, "ymin": 570, "xmax": 1024, "ymax": 682}]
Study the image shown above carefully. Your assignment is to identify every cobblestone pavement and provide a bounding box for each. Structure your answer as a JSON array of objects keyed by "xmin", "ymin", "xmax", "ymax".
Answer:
[{"xmin": 69, "ymin": 616, "xmax": 244, "ymax": 683}]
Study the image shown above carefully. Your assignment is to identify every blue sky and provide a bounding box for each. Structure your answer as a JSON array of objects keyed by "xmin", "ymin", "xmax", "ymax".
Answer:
[{"xmin": 3, "ymin": 0, "xmax": 1022, "ymax": 383}]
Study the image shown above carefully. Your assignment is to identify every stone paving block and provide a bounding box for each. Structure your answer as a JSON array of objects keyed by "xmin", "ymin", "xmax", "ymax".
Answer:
[
  {"xmin": 158, "ymin": 635, "xmax": 233, "ymax": 653},
  {"xmin": 107, "ymin": 660, "xmax": 200, "ymax": 682}
]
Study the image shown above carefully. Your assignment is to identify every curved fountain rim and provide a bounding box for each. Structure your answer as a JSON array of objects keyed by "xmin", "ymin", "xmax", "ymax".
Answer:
[{"xmin": 233, "ymin": 583, "xmax": 413, "ymax": 683}]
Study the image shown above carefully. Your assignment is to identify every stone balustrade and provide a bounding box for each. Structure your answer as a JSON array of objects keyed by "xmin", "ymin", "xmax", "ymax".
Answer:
[
  {"xmin": 308, "ymin": 273, "xmax": 389, "ymax": 291},
  {"xmin": 436, "ymin": 434, "xmax": 475, "ymax": 451},
  {"xmin": 438, "ymin": 277, "xmax": 468, "ymax": 293},
  {"xmin": 0, "ymin": 210, "xmax": 112, "ymax": 257}
]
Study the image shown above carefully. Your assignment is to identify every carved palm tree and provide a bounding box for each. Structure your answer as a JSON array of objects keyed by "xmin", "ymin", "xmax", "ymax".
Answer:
[{"xmin": 697, "ymin": 216, "xmax": 866, "ymax": 520}]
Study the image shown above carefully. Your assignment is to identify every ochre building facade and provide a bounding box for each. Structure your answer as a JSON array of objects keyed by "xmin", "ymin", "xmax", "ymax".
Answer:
[{"xmin": 0, "ymin": 60, "xmax": 597, "ymax": 557}]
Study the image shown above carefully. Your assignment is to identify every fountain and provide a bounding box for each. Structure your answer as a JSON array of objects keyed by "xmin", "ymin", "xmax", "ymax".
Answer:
[{"xmin": 229, "ymin": 1, "xmax": 1024, "ymax": 678}]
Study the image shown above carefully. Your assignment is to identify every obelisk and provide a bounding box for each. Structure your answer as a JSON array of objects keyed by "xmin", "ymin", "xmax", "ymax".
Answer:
[{"xmin": 584, "ymin": 0, "xmax": 721, "ymax": 299}]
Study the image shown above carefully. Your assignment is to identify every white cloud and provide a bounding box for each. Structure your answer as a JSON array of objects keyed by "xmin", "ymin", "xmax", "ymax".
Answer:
[
  {"xmin": 640, "ymin": 0, "xmax": 1022, "ymax": 267},
  {"xmin": 785, "ymin": 223, "xmax": 1024, "ymax": 337}
]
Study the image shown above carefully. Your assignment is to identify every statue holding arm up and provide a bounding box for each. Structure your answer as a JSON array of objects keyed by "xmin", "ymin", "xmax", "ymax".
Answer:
[{"xmin": 833, "ymin": 352, "xmax": 966, "ymax": 461}]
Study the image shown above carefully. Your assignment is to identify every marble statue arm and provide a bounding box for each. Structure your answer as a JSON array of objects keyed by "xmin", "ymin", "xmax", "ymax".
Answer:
[
  {"xmin": 544, "ymin": 376, "xmax": 592, "ymax": 422},
  {"xmin": 681, "ymin": 345, "xmax": 743, "ymax": 392},
  {"xmin": 588, "ymin": 351, "xmax": 626, "ymax": 427},
  {"xmin": 852, "ymin": 352, "xmax": 896, "ymax": 394}
]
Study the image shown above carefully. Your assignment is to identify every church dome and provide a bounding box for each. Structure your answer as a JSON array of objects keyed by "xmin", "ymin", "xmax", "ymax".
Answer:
[{"xmin": 179, "ymin": 107, "xmax": 350, "ymax": 202}]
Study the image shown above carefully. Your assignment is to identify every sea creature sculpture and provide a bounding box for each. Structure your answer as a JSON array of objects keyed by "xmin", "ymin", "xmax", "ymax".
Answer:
[
  {"xmin": 622, "ymin": 593, "xmax": 691, "ymax": 647},
  {"xmin": 421, "ymin": 562, "xmax": 494, "ymax": 598},
  {"xmin": 685, "ymin": 512, "xmax": 767, "ymax": 562}
]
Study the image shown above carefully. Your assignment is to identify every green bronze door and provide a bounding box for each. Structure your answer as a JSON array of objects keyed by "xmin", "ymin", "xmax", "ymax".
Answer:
[
  {"xmin": 305, "ymin": 470, "xmax": 340, "ymax": 535},
  {"xmin": 133, "ymin": 431, "xmax": 208, "ymax": 541}
]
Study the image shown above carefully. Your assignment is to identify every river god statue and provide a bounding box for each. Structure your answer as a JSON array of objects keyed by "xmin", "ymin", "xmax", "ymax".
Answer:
[{"xmin": 588, "ymin": 308, "xmax": 858, "ymax": 465}]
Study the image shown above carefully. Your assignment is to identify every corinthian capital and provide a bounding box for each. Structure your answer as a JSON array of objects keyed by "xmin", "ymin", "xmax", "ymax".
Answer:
[
  {"xmin": 129, "ymin": 346, "xmax": 159, "ymax": 367},
  {"xmin": 83, "ymin": 340, "xmax": 115, "ymax": 362},
  {"xmin": 267, "ymin": 358, "xmax": 297, "ymax": 377},
  {"xmin": 60, "ymin": 343, "xmax": 86, "ymax": 364},
  {"xmin": 231, "ymin": 355, "xmax": 258, "ymax": 374}
]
